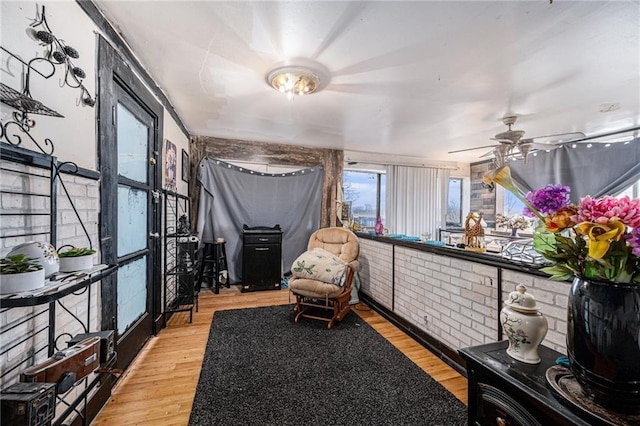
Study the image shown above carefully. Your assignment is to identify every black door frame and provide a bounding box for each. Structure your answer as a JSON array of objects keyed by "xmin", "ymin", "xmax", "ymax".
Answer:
[{"xmin": 97, "ymin": 36, "xmax": 163, "ymax": 369}]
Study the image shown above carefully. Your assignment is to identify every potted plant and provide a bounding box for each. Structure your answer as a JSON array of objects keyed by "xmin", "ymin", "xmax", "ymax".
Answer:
[
  {"xmin": 58, "ymin": 247, "xmax": 96, "ymax": 272},
  {"xmin": 0, "ymin": 254, "xmax": 46, "ymax": 294}
]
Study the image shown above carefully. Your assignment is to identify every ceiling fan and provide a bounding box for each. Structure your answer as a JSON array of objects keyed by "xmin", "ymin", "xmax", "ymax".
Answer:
[{"xmin": 449, "ymin": 116, "xmax": 586, "ymax": 166}]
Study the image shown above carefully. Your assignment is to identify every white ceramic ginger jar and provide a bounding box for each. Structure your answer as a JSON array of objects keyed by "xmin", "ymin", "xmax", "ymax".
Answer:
[{"xmin": 500, "ymin": 284, "xmax": 548, "ymax": 364}]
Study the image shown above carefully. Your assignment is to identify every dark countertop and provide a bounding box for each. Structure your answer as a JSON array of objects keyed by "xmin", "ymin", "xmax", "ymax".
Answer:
[{"xmin": 356, "ymin": 232, "xmax": 550, "ymax": 278}]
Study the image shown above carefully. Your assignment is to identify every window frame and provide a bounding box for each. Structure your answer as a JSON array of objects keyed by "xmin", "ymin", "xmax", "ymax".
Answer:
[
  {"xmin": 446, "ymin": 177, "xmax": 463, "ymax": 228},
  {"xmin": 342, "ymin": 169, "xmax": 385, "ymax": 229}
]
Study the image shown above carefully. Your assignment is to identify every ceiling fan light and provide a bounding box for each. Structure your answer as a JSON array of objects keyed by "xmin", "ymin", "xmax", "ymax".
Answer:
[{"xmin": 519, "ymin": 144, "xmax": 532, "ymax": 163}]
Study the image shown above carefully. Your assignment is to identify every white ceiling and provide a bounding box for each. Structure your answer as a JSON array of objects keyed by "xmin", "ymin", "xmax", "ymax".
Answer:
[{"xmin": 94, "ymin": 1, "xmax": 640, "ymax": 164}]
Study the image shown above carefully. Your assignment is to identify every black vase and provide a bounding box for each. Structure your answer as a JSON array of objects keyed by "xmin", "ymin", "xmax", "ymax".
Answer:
[{"xmin": 567, "ymin": 276, "xmax": 640, "ymax": 411}]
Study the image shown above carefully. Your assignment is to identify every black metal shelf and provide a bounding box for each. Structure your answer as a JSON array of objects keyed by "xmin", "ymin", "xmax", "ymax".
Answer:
[
  {"xmin": 0, "ymin": 265, "xmax": 116, "ymax": 308},
  {"xmin": 163, "ymin": 191, "xmax": 198, "ymax": 324},
  {"xmin": 165, "ymin": 261, "xmax": 198, "ymax": 276}
]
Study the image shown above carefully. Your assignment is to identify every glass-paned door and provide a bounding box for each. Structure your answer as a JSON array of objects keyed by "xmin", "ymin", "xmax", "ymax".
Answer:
[
  {"xmin": 115, "ymin": 99, "xmax": 153, "ymax": 335},
  {"xmin": 114, "ymin": 87, "xmax": 155, "ymax": 336},
  {"xmin": 99, "ymin": 63, "xmax": 160, "ymax": 369}
]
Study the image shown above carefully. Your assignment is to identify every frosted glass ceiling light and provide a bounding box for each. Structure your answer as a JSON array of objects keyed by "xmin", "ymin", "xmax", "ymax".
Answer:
[{"xmin": 267, "ymin": 66, "xmax": 321, "ymax": 101}]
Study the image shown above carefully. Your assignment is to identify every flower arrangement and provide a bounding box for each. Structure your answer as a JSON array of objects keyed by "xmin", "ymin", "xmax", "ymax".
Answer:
[
  {"xmin": 484, "ymin": 166, "xmax": 640, "ymax": 283},
  {"xmin": 495, "ymin": 213, "xmax": 532, "ymax": 231}
]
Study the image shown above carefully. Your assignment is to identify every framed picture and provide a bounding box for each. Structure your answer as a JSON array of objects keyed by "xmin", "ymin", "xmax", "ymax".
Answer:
[
  {"xmin": 181, "ymin": 149, "xmax": 189, "ymax": 182},
  {"xmin": 164, "ymin": 139, "xmax": 177, "ymax": 190}
]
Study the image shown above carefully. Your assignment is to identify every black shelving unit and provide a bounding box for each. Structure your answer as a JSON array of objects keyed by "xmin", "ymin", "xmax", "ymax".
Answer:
[
  {"xmin": 0, "ymin": 144, "xmax": 116, "ymax": 426},
  {"xmin": 163, "ymin": 190, "xmax": 198, "ymax": 324}
]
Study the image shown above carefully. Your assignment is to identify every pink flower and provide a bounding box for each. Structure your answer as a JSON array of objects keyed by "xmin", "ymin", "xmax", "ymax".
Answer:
[{"xmin": 574, "ymin": 195, "xmax": 640, "ymax": 228}]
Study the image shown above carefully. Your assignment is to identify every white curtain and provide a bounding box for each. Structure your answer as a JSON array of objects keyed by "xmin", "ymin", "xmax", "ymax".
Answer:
[{"xmin": 385, "ymin": 165, "xmax": 450, "ymax": 238}]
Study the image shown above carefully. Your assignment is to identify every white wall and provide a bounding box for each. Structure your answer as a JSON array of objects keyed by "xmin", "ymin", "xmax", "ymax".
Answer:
[{"xmin": 163, "ymin": 112, "xmax": 190, "ymax": 195}]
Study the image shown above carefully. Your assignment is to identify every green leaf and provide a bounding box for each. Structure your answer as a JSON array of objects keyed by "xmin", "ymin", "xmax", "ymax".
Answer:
[
  {"xmin": 533, "ymin": 231, "xmax": 556, "ymax": 254},
  {"xmin": 0, "ymin": 254, "xmax": 43, "ymax": 274},
  {"xmin": 539, "ymin": 264, "xmax": 574, "ymax": 281},
  {"xmin": 58, "ymin": 247, "xmax": 96, "ymax": 258},
  {"xmin": 293, "ymin": 260, "xmax": 305, "ymax": 273}
]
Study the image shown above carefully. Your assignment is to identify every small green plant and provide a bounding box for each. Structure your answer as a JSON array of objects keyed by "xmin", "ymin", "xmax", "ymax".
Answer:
[
  {"xmin": 0, "ymin": 254, "xmax": 43, "ymax": 274},
  {"xmin": 58, "ymin": 247, "xmax": 96, "ymax": 258}
]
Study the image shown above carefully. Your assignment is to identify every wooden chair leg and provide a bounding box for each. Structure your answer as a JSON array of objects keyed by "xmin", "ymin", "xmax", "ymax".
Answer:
[{"xmin": 291, "ymin": 293, "xmax": 351, "ymax": 328}]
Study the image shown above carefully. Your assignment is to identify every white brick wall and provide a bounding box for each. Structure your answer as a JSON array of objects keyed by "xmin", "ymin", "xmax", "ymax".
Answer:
[
  {"xmin": 0, "ymin": 164, "xmax": 51, "ymax": 255},
  {"xmin": 502, "ymin": 270, "xmax": 571, "ymax": 354},
  {"xmin": 358, "ymin": 238, "xmax": 571, "ymax": 356},
  {"xmin": 394, "ymin": 246, "xmax": 499, "ymax": 352},
  {"xmin": 56, "ymin": 174, "xmax": 100, "ymax": 254},
  {"xmin": 358, "ymin": 239, "xmax": 393, "ymax": 310}
]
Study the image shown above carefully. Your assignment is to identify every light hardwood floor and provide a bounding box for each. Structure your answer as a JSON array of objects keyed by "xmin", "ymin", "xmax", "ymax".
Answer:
[{"xmin": 92, "ymin": 287, "xmax": 467, "ymax": 425}]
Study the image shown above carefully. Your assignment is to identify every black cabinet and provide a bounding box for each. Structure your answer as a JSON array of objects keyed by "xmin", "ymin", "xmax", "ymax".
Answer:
[
  {"xmin": 459, "ymin": 341, "xmax": 606, "ymax": 426},
  {"xmin": 241, "ymin": 225, "xmax": 282, "ymax": 292}
]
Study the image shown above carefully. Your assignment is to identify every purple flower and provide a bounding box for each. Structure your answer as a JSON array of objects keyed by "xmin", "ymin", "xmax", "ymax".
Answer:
[
  {"xmin": 523, "ymin": 185, "xmax": 571, "ymax": 217},
  {"xmin": 628, "ymin": 227, "xmax": 640, "ymax": 257}
]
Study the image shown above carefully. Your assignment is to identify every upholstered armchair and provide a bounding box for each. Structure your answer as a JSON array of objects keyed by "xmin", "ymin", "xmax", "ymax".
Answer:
[{"xmin": 288, "ymin": 227, "xmax": 359, "ymax": 328}]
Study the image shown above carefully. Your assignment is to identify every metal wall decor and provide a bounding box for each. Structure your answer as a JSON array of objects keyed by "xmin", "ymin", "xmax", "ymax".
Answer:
[
  {"xmin": 30, "ymin": 5, "xmax": 95, "ymax": 106},
  {"xmin": 0, "ymin": 5, "xmax": 96, "ymax": 155}
]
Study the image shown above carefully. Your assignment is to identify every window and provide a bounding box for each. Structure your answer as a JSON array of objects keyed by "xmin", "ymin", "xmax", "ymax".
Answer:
[
  {"xmin": 343, "ymin": 171, "xmax": 385, "ymax": 229},
  {"xmin": 495, "ymin": 185, "xmax": 531, "ymax": 231},
  {"xmin": 504, "ymin": 191, "xmax": 525, "ymax": 216},
  {"xmin": 446, "ymin": 178, "xmax": 463, "ymax": 227}
]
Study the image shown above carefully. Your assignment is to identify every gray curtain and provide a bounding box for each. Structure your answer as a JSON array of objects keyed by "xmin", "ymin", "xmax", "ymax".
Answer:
[
  {"xmin": 509, "ymin": 139, "xmax": 640, "ymax": 203},
  {"xmin": 196, "ymin": 158, "xmax": 323, "ymax": 284}
]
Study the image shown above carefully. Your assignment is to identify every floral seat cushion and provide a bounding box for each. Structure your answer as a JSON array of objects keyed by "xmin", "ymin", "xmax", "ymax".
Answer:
[{"xmin": 290, "ymin": 247, "xmax": 349, "ymax": 286}]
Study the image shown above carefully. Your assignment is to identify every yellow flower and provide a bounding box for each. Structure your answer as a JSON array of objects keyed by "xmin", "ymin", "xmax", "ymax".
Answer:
[
  {"xmin": 483, "ymin": 166, "xmax": 519, "ymax": 194},
  {"xmin": 483, "ymin": 166, "xmax": 545, "ymax": 222},
  {"xmin": 575, "ymin": 219, "xmax": 626, "ymax": 259}
]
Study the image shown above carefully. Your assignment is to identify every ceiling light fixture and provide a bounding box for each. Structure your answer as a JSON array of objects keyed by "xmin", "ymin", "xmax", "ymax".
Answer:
[{"xmin": 267, "ymin": 66, "xmax": 321, "ymax": 101}]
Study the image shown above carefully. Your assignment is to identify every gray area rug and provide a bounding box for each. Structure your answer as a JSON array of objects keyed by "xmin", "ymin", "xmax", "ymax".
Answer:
[{"xmin": 189, "ymin": 305, "xmax": 467, "ymax": 426}]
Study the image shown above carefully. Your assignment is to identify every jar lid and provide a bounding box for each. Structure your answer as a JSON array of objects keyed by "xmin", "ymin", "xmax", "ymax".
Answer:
[{"xmin": 504, "ymin": 284, "xmax": 539, "ymax": 313}]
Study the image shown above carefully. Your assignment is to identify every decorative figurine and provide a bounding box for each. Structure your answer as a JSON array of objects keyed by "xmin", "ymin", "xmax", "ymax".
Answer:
[
  {"xmin": 500, "ymin": 284, "xmax": 548, "ymax": 364},
  {"xmin": 464, "ymin": 212, "xmax": 485, "ymax": 252},
  {"xmin": 177, "ymin": 214, "xmax": 190, "ymax": 235},
  {"xmin": 375, "ymin": 216, "xmax": 384, "ymax": 235}
]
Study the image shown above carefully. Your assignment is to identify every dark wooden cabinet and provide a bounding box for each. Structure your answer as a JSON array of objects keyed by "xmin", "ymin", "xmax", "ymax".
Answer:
[
  {"xmin": 241, "ymin": 225, "xmax": 282, "ymax": 292},
  {"xmin": 459, "ymin": 341, "xmax": 603, "ymax": 426}
]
